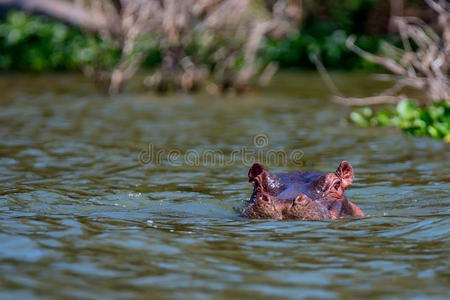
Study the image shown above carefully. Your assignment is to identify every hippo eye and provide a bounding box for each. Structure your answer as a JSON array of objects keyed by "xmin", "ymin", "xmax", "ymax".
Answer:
[{"xmin": 333, "ymin": 181, "xmax": 341, "ymax": 190}]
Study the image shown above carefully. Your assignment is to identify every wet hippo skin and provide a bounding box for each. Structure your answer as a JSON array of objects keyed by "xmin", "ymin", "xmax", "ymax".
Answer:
[{"xmin": 242, "ymin": 161, "xmax": 364, "ymax": 220}]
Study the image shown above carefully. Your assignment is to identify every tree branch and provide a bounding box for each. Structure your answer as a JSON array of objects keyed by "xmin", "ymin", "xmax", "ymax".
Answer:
[{"xmin": 0, "ymin": 0, "xmax": 117, "ymax": 34}]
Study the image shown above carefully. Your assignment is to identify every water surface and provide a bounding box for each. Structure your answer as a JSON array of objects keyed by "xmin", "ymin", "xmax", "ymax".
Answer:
[{"xmin": 0, "ymin": 72, "xmax": 449, "ymax": 299}]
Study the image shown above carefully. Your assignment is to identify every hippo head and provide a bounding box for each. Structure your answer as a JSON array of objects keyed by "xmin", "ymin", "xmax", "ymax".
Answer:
[
  {"xmin": 245, "ymin": 161, "xmax": 364, "ymax": 220},
  {"xmin": 310, "ymin": 161, "xmax": 361, "ymax": 219}
]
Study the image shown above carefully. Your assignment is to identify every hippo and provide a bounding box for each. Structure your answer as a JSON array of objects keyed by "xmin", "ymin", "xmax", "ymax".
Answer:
[{"xmin": 242, "ymin": 161, "xmax": 364, "ymax": 220}]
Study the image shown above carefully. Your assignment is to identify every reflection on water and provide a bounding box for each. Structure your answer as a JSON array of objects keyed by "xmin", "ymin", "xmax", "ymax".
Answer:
[{"xmin": 0, "ymin": 72, "xmax": 449, "ymax": 299}]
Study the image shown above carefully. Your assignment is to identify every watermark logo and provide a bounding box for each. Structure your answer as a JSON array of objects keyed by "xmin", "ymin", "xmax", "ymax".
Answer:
[
  {"xmin": 253, "ymin": 134, "xmax": 269, "ymax": 148},
  {"xmin": 138, "ymin": 134, "xmax": 306, "ymax": 167}
]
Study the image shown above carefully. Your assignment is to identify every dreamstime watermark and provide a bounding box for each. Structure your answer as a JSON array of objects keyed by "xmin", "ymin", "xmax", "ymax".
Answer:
[{"xmin": 138, "ymin": 134, "xmax": 307, "ymax": 167}]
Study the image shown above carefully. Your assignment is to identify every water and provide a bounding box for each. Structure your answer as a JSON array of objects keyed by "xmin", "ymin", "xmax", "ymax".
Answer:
[{"xmin": 0, "ymin": 72, "xmax": 449, "ymax": 299}]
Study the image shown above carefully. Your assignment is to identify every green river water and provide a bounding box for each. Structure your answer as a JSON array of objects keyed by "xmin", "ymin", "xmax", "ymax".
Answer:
[{"xmin": 0, "ymin": 72, "xmax": 449, "ymax": 299}]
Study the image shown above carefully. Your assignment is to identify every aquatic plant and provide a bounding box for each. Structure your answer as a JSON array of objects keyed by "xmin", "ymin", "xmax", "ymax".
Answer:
[{"xmin": 350, "ymin": 99, "xmax": 450, "ymax": 141}]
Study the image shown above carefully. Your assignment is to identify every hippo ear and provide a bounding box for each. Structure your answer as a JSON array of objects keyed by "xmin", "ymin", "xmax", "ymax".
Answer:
[
  {"xmin": 335, "ymin": 161, "xmax": 353, "ymax": 189},
  {"xmin": 248, "ymin": 162, "xmax": 266, "ymax": 183}
]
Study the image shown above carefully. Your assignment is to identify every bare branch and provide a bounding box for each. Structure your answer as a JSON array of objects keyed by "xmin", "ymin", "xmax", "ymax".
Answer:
[
  {"xmin": 2, "ymin": 0, "xmax": 302, "ymax": 93},
  {"xmin": 1, "ymin": 0, "xmax": 118, "ymax": 33},
  {"xmin": 309, "ymin": 53, "xmax": 342, "ymax": 97},
  {"xmin": 345, "ymin": 1, "xmax": 449, "ymax": 104},
  {"xmin": 346, "ymin": 35, "xmax": 408, "ymax": 76}
]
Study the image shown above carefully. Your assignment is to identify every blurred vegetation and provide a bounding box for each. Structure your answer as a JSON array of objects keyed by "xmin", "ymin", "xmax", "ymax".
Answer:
[
  {"xmin": 343, "ymin": 0, "xmax": 449, "ymax": 141},
  {"xmin": 350, "ymin": 100, "xmax": 450, "ymax": 141},
  {"xmin": 0, "ymin": 0, "xmax": 388, "ymax": 73},
  {"xmin": 263, "ymin": 0, "xmax": 389, "ymax": 70},
  {"xmin": 262, "ymin": 30, "xmax": 383, "ymax": 70},
  {"xmin": 0, "ymin": 1, "xmax": 447, "ymax": 140},
  {"xmin": 0, "ymin": 0, "xmax": 303, "ymax": 93},
  {"xmin": 0, "ymin": 11, "xmax": 120, "ymax": 71}
]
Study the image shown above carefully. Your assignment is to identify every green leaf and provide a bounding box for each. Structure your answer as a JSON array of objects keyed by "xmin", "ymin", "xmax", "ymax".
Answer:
[
  {"xmin": 427, "ymin": 126, "xmax": 439, "ymax": 138},
  {"xmin": 396, "ymin": 99, "xmax": 418, "ymax": 120},
  {"xmin": 350, "ymin": 112, "xmax": 368, "ymax": 126}
]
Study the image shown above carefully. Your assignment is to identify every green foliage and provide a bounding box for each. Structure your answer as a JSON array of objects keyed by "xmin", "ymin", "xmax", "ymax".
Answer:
[
  {"xmin": 0, "ymin": 11, "xmax": 119, "ymax": 71},
  {"xmin": 0, "ymin": 8, "xmax": 388, "ymax": 72},
  {"xmin": 350, "ymin": 100, "xmax": 450, "ymax": 141},
  {"xmin": 303, "ymin": 0, "xmax": 377, "ymax": 35},
  {"xmin": 262, "ymin": 0, "xmax": 385, "ymax": 70},
  {"xmin": 262, "ymin": 29, "xmax": 384, "ymax": 70}
]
